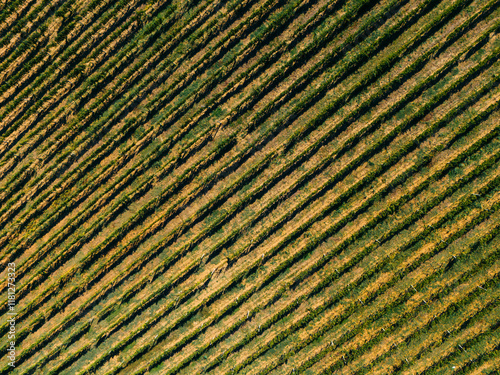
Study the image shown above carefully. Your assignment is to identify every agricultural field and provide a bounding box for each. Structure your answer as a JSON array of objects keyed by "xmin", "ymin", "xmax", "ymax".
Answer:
[{"xmin": 0, "ymin": 0, "xmax": 499, "ymax": 373}]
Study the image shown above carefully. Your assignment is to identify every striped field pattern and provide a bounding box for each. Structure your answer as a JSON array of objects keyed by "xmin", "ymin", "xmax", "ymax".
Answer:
[{"xmin": 0, "ymin": 0, "xmax": 499, "ymax": 373}]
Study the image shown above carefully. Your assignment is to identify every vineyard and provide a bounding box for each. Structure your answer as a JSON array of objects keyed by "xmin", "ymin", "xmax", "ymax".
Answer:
[{"xmin": 0, "ymin": 0, "xmax": 499, "ymax": 373}]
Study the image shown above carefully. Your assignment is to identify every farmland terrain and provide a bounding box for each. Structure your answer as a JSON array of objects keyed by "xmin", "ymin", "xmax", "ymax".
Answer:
[{"xmin": 0, "ymin": 0, "xmax": 499, "ymax": 374}]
